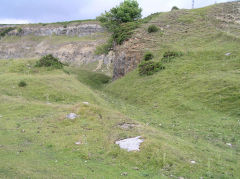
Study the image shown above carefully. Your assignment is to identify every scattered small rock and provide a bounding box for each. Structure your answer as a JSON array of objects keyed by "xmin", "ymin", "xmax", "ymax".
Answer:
[
  {"xmin": 179, "ymin": 177, "xmax": 184, "ymax": 179},
  {"xmin": 0, "ymin": 115, "xmax": 2, "ymax": 118},
  {"xmin": 66, "ymin": 113, "xmax": 77, "ymax": 120},
  {"xmin": 132, "ymin": 167, "xmax": 139, "ymax": 170},
  {"xmin": 21, "ymin": 129, "xmax": 25, "ymax": 133},
  {"xmin": 226, "ymin": 143, "xmax": 232, "ymax": 147},
  {"xmin": 190, "ymin": 160, "xmax": 196, "ymax": 164},
  {"xmin": 225, "ymin": 52, "xmax": 231, "ymax": 56},
  {"xmin": 83, "ymin": 102, "xmax": 89, "ymax": 105},
  {"xmin": 75, "ymin": 141, "xmax": 81, "ymax": 145},
  {"xmin": 115, "ymin": 136, "xmax": 144, "ymax": 152},
  {"xmin": 119, "ymin": 123, "xmax": 137, "ymax": 130},
  {"xmin": 121, "ymin": 172, "xmax": 128, "ymax": 176}
]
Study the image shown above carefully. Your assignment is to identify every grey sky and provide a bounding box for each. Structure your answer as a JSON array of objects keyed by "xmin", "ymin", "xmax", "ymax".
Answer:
[{"xmin": 0, "ymin": 0, "xmax": 232, "ymax": 24}]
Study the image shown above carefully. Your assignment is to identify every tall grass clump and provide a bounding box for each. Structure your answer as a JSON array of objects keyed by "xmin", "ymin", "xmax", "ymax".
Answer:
[
  {"xmin": 161, "ymin": 51, "xmax": 183, "ymax": 63},
  {"xmin": 139, "ymin": 61, "xmax": 165, "ymax": 75},
  {"xmin": 148, "ymin": 25, "xmax": 159, "ymax": 33}
]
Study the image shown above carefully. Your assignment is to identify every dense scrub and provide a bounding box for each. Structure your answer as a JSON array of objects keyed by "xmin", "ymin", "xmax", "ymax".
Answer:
[{"xmin": 35, "ymin": 54, "xmax": 64, "ymax": 69}]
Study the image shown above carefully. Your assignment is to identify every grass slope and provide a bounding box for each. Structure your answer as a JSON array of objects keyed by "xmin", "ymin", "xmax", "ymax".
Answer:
[
  {"xmin": 104, "ymin": 4, "xmax": 240, "ymax": 178},
  {"xmin": 0, "ymin": 59, "xmax": 200, "ymax": 178},
  {"xmin": 1, "ymin": 2, "xmax": 240, "ymax": 179}
]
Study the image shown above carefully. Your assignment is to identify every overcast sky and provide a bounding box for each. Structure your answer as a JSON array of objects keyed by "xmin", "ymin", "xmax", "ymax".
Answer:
[{"xmin": 0, "ymin": 0, "xmax": 232, "ymax": 24}]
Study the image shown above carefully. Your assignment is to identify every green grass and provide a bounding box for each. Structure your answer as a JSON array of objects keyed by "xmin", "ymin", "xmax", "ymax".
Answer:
[
  {"xmin": 0, "ymin": 32, "xmax": 108, "ymax": 44},
  {"xmin": 104, "ymin": 13, "xmax": 240, "ymax": 178},
  {"xmin": 1, "ymin": 2, "xmax": 240, "ymax": 178},
  {"xmin": 0, "ymin": 59, "xmax": 175, "ymax": 178}
]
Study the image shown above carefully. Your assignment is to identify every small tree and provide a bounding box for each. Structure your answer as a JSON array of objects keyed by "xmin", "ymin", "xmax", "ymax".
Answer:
[
  {"xmin": 98, "ymin": 0, "xmax": 142, "ymax": 30},
  {"xmin": 96, "ymin": 0, "xmax": 142, "ymax": 54}
]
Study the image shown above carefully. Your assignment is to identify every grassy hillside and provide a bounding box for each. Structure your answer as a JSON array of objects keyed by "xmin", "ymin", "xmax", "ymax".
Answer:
[
  {"xmin": 104, "ymin": 2, "xmax": 240, "ymax": 178},
  {"xmin": 2, "ymin": 59, "xmax": 232, "ymax": 178},
  {"xmin": 0, "ymin": 2, "xmax": 240, "ymax": 179}
]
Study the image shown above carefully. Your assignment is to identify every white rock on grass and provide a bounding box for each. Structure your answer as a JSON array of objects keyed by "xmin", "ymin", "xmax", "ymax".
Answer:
[
  {"xmin": 83, "ymin": 102, "xmax": 89, "ymax": 105},
  {"xmin": 225, "ymin": 53, "xmax": 231, "ymax": 56},
  {"xmin": 115, "ymin": 136, "xmax": 144, "ymax": 152},
  {"xmin": 0, "ymin": 115, "xmax": 2, "ymax": 118},
  {"xmin": 75, "ymin": 141, "xmax": 81, "ymax": 145},
  {"xmin": 190, "ymin": 160, "xmax": 196, "ymax": 164},
  {"xmin": 226, "ymin": 143, "xmax": 232, "ymax": 147},
  {"xmin": 66, "ymin": 113, "xmax": 77, "ymax": 120}
]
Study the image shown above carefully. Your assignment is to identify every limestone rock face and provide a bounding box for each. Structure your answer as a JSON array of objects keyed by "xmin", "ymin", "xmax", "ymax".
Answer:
[
  {"xmin": 6, "ymin": 24, "xmax": 104, "ymax": 37},
  {"xmin": 0, "ymin": 23, "xmax": 113, "ymax": 71},
  {"xmin": 112, "ymin": 35, "xmax": 143, "ymax": 80}
]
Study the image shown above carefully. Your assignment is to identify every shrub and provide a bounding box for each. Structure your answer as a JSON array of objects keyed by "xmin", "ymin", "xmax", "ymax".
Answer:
[
  {"xmin": 144, "ymin": 52, "xmax": 154, "ymax": 61},
  {"xmin": 171, "ymin": 6, "xmax": 179, "ymax": 11},
  {"xmin": 18, "ymin": 81, "xmax": 27, "ymax": 87},
  {"xmin": 148, "ymin": 25, "xmax": 159, "ymax": 33},
  {"xmin": 0, "ymin": 27, "xmax": 15, "ymax": 38},
  {"xmin": 162, "ymin": 51, "xmax": 183, "ymax": 63},
  {"xmin": 139, "ymin": 61, "xmax": 165, "ymax": 76},
  {"xmin": 63, "ymin": 25, "xmax": 67, "ymax": 28},
  {"xmin": 17, "ymin": 27, "xmax": 23, "ymax": 33},
  {"xmin": 35, "ymin": 54, "xmax": 64, "ymax": 69}
]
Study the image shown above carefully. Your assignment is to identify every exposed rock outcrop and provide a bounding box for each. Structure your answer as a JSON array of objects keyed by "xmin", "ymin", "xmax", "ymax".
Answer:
[
  {"xmin": 7, "ymin": 24, "xmax": 104, "ymax": 37},
  {"xmin": 0, "ymin": 22, "xmax": 113, "ymax": 72}
]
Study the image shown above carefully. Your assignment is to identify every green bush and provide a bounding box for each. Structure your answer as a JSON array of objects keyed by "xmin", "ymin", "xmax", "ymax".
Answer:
[
  {"xmin": 162, "ymin": 51, "xmax": 183, "ymax": 63},
  {"xmin": 139, "ymin": 61, "xmax": 165, "ymax": 76},
  {"xmin": 148, "ymin": 25, "xmax": 159, "ymax": 33},
  {"xmin": 171, "ymin": 6, "xmax": 179, "ymax": 11},
  {"xmin": 17, "ymin": 27, "xmax": 23, "ymax": 33},
  {"xmin": 144, "ymin": 52, "xmax": 154, "ymax": 61},
  {"xmin": 18, "ymin": 81, "xmax": 27, "ymax": 87},
  {"xmin": 35, "ymin": 54, "xmax": 64, "ymax": 69},
  {"xmin": 0, "ymin": 27, "xmax": 15, "ymax": 38}
]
